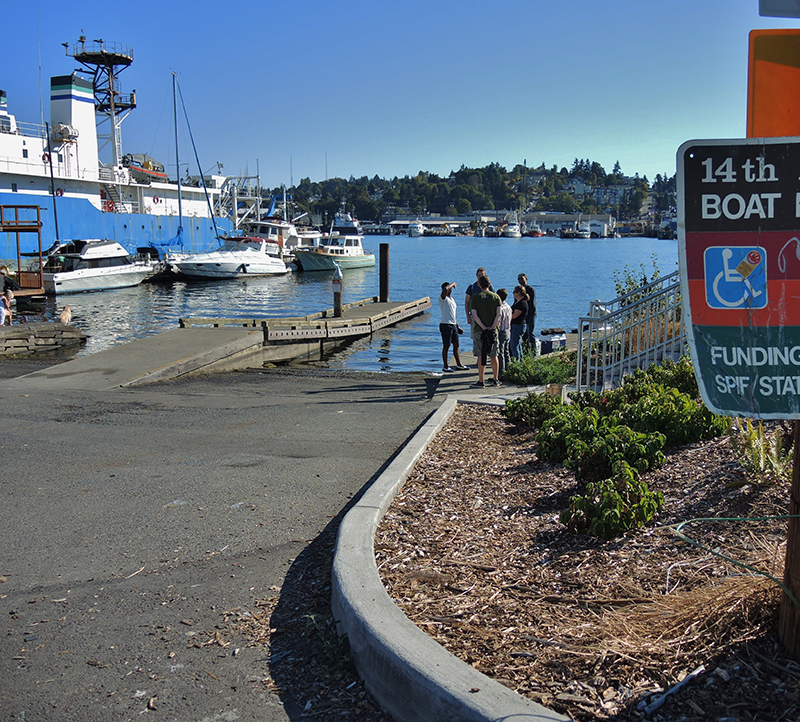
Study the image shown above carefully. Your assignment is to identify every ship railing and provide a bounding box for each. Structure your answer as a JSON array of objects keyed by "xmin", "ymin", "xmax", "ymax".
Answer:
[
  {"xmin": 1, "ymin": 121, "xmax": 46, "ymax": 139},
  {"xmin": 576, "ymin": 270, "xmax": 686, "ymax": 392}
]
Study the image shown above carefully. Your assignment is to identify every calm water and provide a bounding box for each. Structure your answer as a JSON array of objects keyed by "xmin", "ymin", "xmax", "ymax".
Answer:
[{"xmin": 23, "ymin": 235, "xmax": 678, "ymax": 373}]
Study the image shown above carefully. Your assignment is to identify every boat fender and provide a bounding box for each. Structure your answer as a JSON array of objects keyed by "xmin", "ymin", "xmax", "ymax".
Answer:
[
  {"xmin": 153, "ymin": 196, "xmax": 160, "ymax": 204},
  {"xmin": 55, "ymin": 188, "xmax": 64, "ymax": 197},
  {"xmin": 42, "ymin": 152, "xmax": 50, "ymax": 163}
]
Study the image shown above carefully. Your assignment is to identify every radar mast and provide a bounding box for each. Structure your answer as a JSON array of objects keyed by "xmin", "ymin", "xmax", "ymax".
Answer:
[{"xmin": 65, "ymin": 36, "xmax": 136, "ymax": 167}]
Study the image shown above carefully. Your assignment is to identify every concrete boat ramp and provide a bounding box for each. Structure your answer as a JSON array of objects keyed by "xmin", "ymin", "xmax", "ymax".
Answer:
[{"xmin": 5, "ymin": 296, "xmax": 431, "ymax": 391}]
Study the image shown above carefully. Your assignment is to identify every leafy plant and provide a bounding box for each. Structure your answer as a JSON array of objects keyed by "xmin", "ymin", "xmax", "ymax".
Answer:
[
  {"xmin": 504, "ymin": 349, "xmax": 577, "ymax": 386},
  {"xmin": 560, "ymin": 461, "xmax": 665, "ymax": 539},
  {"xmin": 729, "ymin": 418, "xmax": 793, "ymax": 484},
  {"xmin": 503, "ymin": 391, "xmax": 565, "ymax": 428}
]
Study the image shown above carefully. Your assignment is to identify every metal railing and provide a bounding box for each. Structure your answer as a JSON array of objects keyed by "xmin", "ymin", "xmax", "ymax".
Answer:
[{"xmin": 576, "ymin": 270, "xmax": 687, "ymax": 392}]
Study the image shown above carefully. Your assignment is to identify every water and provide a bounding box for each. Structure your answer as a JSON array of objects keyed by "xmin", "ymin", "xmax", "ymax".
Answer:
[{"xmin": 22, "ymin": 235, "xmax": 678, "ymax": 373}]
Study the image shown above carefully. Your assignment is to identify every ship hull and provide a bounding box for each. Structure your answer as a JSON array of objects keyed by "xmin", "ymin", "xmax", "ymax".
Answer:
[{"xmin": 0, "ymin": 192, "xmax": 232, "ymax": 260}]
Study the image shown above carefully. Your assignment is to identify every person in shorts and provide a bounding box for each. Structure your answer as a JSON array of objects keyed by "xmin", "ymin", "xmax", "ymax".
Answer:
[
  {"xmin": 469, "ymin": 275, "xmax": 502, "ymax": 388},
  {"xmin": 439, "ymin": 282, "xmax": 468, "ymax": 372}
]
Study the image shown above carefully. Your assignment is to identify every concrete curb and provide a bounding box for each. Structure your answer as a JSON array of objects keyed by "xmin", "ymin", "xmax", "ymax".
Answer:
[{"xmin": 331, "ymin": 397, "xmax": 568, "ymax": 722}]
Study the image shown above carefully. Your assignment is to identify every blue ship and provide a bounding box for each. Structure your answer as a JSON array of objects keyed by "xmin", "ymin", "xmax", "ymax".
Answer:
[{"xmin": 0, "ymin": 38, "xmax": 233, "ymax": 262}]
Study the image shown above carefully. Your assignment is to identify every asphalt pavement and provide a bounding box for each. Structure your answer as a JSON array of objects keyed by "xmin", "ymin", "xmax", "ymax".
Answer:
[{"xmin": 0, "ymin": 363, "xmax": 440, "ymax": 721}]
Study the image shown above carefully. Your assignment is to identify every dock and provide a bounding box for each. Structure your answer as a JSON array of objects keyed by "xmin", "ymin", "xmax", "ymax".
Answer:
[{"xmin": 3, "ymin": 296, "xmax": 431, "ymax": 391}]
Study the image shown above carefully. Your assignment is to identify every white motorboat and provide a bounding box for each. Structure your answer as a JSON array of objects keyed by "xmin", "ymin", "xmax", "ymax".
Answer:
[
  {"xmin": 408, "ymin": 219, "xmax": 425, "ymax": 237},
  {"xmin": 503, "ymin": 213, "xmax": 522, "ymax": 238},
  {"xmin": 171, "ymin": 237, "xmax": 289, "ymax": 278},
  {"xmin": 576, "ymin": 221, "xmax": 591, "ymax": 239},
  {"xmin": 294, "ymin": 234, "xmax": 375, "ymax": 271},
  {"xmin": 41, "ymin": 239, "xmax": 157, "ymax": 294}
]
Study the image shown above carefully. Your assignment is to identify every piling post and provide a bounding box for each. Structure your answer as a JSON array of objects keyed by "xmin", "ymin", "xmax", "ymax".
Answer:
[
  {"xmin": 332, "ymin": 263, "xmax": 343, "ymax": 317},
  {"xmin": 380, "ymin": 243, "xmax": 389, "ymax": 302},
  {"xmin": 780, "ymin": 420, "xmax": 800, "ymax": 655}
]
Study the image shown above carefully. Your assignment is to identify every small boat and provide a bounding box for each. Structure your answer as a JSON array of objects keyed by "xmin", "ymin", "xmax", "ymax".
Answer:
[
  {"xmin": 294, "ymin": 234, "xmax": 375, "ymax": 271},
  {"xmin": 523, "ymin": 222, "xmax": 543, "ymax": 237},
  {"xmin": 408, "ymin": 219, "xmax": 425, "ymax": 237},
  {"xmin": 576, "ymin": 221, "xmax": 591, "ymax": 239},
  {"xmin": 330, "ymin": 208, "xmax": 364, "ymax": 236},
  {"xmin": 41, "ymin": 239, "xmax": 157, "ymax": 294},
  {"xmin": 122, "ymin": 153, "xmax": 169, "ymax": 184},
  {"xmin": 171, "ymin": 237, "xmax": 290, "ymax": 278},
  {"xmin": 502, "ymin": 213, "xmax": 522, "ymax": 238}
]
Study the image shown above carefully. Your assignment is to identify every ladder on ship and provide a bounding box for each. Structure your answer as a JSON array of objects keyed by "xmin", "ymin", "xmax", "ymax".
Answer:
[{"xmin": 102, "ymin": 184, "xmax": 124, "ymax": 213}]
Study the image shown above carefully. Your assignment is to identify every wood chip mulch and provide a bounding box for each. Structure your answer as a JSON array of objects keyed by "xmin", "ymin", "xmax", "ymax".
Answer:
[
  {"xmin": 376, "ymin": 404, "xmax": 800, "ymax": 721},
  {"xmin": 238, "ymin": 402, "xmax": 800, "ymax": 722}
]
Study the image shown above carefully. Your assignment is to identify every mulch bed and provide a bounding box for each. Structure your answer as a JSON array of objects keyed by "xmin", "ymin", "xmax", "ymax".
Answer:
[
  {"xmin": 375, "ymin": 404, "xmax": 800, "ymax": 721},
  {"xmin": 239, "ymin": 402, "xmax": 800, "ymax": 721}
]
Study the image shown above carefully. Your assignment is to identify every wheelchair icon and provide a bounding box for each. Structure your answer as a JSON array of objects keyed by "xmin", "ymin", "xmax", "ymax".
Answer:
[{"xmin": 705, "ymin": 246, "xmax": 767, "ymax": 310}]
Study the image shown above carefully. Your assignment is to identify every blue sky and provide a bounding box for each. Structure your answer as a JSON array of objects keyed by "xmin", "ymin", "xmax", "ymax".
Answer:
[{"xmin": 4, "ymin": 0, "xmax": 799, "ymax": 188}]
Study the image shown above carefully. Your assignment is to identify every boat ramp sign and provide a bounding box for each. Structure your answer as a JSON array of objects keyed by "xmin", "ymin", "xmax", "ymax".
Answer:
[{"xmin": 678, "ymin": 137, "xmax": 800, "ymax": 418}]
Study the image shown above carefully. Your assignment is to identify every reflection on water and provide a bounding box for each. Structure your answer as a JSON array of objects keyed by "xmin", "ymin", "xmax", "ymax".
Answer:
[{"xmin": 19, "ymin": 236, "xmax": 678, "ymax": 374}]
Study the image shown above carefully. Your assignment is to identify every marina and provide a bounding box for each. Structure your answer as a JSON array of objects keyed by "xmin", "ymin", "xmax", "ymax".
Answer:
[{"xmin": 5, "ymin": 234, "xmax": 678, "ymax": 374}]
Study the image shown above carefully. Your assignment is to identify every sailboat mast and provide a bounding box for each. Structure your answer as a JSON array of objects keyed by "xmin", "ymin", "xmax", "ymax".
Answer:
[{"xmin": 173, "ymin": 72, "xmax": 183, "ymax": 225}]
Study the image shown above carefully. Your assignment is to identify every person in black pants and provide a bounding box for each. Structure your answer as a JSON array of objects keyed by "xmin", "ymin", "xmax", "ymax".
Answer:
[{"xmin": 517, "ymin": 273, "xmax": 537, "ymax": 351}]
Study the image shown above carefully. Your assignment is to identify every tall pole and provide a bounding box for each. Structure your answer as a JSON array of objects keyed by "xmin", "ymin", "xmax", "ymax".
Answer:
[{"xmin": 173, "ymin": 73, "xmax": 183, "ymax": 232}]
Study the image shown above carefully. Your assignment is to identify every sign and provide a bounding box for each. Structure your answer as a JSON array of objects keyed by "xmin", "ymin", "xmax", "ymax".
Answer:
[
  {"xmin": 678, "ymin": 137, "xmax": 800, "ymax": 418},
  {"xmin": 760, "ymin": 0, "xmax": 800, "ymax": 17},
  {"xmin": 748, "ymin": 29, "xmax": 800, "ymax": 137}
]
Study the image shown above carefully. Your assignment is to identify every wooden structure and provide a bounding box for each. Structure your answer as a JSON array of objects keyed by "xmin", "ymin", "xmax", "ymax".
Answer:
[
  {"xmin": 179, "ymin": 296, "xmax": 431, "ymax": 365},
  {"xmin": 0, "ymin": 205, "xmax": 45, "ymax": 295}
]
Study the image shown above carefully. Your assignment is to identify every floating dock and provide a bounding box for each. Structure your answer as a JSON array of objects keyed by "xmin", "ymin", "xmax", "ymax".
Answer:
[{"xmin": 1, "ymin": 296, "xmax": 431, "ymax": 391}]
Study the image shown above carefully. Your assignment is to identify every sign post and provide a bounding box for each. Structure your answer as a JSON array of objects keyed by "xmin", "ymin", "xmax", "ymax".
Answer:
[{"xmin": 678, "ymin": 137, "xmax": 800, "ymax": 653}]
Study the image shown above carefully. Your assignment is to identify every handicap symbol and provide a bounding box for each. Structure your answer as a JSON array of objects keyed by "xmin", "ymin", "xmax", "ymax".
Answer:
[{"xmin": 704, "ymin": 246, "xmax": 768, "ymax": 310}]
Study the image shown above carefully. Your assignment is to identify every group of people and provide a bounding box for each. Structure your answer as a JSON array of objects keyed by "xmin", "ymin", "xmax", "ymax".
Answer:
[{"xmin": 438, "ymin": 267, "xmax": 537, "ymax": 388}]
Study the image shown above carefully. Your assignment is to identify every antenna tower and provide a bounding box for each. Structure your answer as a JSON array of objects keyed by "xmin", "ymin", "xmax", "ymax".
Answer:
[{"xmin": 66, "ymin": 36, "xmax": 136, "ymax": 167}]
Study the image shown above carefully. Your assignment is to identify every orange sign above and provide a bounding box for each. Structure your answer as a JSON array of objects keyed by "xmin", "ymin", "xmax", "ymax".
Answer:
[{"xmin": 747, "ymin": 29, "xmax": 800, "ymax": 138}]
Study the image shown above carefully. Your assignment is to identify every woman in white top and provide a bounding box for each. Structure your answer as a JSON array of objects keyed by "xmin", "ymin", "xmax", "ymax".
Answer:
[{"xmin": 439, "ymin": 282, "xmax": 469, "ymax": 372}]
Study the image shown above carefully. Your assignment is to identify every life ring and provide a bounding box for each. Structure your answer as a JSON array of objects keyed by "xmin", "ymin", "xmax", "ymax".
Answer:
[
  {"xmin": 55, "ymin": 187, "xmax": 63, "ymax": 197},
  {"xmin": 42, "ymin": 152, "xmax": 50, "ymax": 163},
  {"xmin": 153, "ymin": 196, "xmax": 160, "ymax": 204},
  {"xmin": 0, "ymin": 265, "xmax": 9, "ymax": 275}
]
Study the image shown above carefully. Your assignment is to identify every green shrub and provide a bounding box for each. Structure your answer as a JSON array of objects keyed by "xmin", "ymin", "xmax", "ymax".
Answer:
[
  {"xmin": 503, "ymin": 391, "xmax": 565, "ymax": 428},
  {"xmin": 537, "ymin": 407, "xmax": 666, "ymax": 482},
  {"xmin": 504, "ymin": 350, "xmax": 576, "ymax": 386},
  {"xmin": 502, "ymin": 355, "xmax": 728, "ymax": 540},
  {"xmin": 560, "ymin": 461, "xmax": 665, "ymax": 539}
]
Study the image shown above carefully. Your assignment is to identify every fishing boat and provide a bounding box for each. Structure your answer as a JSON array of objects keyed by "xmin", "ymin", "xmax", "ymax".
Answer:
[
  {"xmin": 40, "ymin": 239, "xmax": 157, "ymax": 293},
  {"xmin": 523, "ymin": 221, "xmax": 543, "ymax": 237},
  {"xmin": 0, "ymin": 38, "xmax": 232, "ymax": 265},
  {"xmin": 170, "ymin": 237, "xmax": 289, "ymax": 278},
  {"xmin": 293, "ymin": 235, "xmax": 375, "ymax": 271}
]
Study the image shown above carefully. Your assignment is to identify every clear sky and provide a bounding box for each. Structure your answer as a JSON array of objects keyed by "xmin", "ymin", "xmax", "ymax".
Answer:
[{"xmin": 4, "ymin": 0, "xmax": 800, "ymax": 189}]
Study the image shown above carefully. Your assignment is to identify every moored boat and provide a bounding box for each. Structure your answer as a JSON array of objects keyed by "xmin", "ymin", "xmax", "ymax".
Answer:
[
  {"xmin": 40, "ymin": 239, "xmax": 157, "ymax": 294},
  {"xmin": 294, "ymin": 235, "xmax": 375, "ymax": 271},
  {"xmin": 408, "ymin": 219, "xmax": 425, "ymax": 237},
  {"xmin": 170, "ymin": 237, "xmax": 289, "ymax": 278}
]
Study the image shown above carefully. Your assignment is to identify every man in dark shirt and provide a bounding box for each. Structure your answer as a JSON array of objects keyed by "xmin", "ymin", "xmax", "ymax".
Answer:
[
  {"xmin": 465, "ymin": 267, "xmax": 495, "ymax": 357},
  {"xmin": 518, "ymin": 273, "xmax": 537, "ymax": 351}
]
